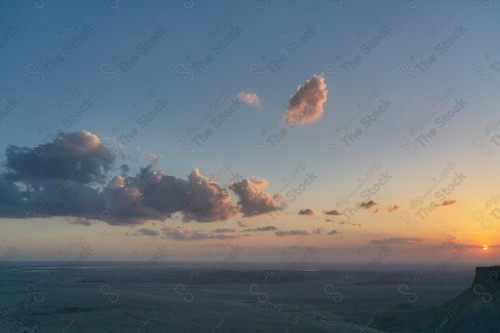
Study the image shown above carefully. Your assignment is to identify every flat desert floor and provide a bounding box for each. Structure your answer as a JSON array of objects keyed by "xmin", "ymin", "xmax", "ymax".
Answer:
[{"xmin": 0, "ymin": 263, "xmax": 475, "ymax": 333}]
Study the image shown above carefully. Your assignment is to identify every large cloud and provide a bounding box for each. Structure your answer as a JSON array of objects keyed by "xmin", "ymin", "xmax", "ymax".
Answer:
[
  {"xmin": 99, "ymin": 166, "xmax": 240, "ymax": 224},
  {"xmin": 228, "ymin": 177, "xmax": 281, "ymax": 217},
  {"xmin": 285, "ymin": 75, "xmax": 328, "ymax": 125},
  {"xmin": 0, "ymin": 131, "xmax": 283, "ymax": 226},
  {"xmin": 5, "ymin": 131, "xmax": 113, "ymax": 184}
]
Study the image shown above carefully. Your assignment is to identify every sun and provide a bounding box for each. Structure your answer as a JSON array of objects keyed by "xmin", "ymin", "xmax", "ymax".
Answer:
[{"xmin": 483, "ymin": 244, "xmax": 489, "ymax": 251}]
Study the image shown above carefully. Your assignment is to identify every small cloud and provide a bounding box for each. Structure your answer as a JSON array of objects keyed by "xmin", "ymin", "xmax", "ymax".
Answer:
[
  {"xmin": 370, "ymin": 237, "xmax": 422, "ymax": 245},
  {"xmin": 324, "ymin": 209, "xmax": 342, "ymax": 216},
  {"xmin": 213, "ymin": 228, "xmax": 236, "ymax": 233},
  {"xmin": 136, "ymin": 227, "xmax": 160, "ymax": 236},
  {"xmin": 333, "ymin": 220, "xmax": 362, "ymax": 227},
  {"xmin": 162, "ymin": 226, "xmax": 236, "ymax": 241},
  {"xmin": 242, "ymin": 225, "xmax": 278, "ymax": 232},
  {"xmin": 387, "ymin": 205, "xmax": 400, "ymax": 212},
  {"xmin": 237, "ymin": 92, "xmax": 261, "ymax": 108},
  {"xmin": 275, "ymin": 230, "xmax": 311, "ymax": 237},
  {"xmin": 298, "ymin": 208, "xmax": 314, "ymax": 215},
  {"xmin": 285, "ymin": 75, "xmax": 328, "ymax": 126},
  {"xmin": 360, "ymin": 200, "xmax": 377, "ymax": 210},
  {"xmin": 436, "ymin": 199, "xmax": 456, "ymax": 207},
  {"xmin": 313, "ymin": 227, "xmax": 337, "ymax": 235}
]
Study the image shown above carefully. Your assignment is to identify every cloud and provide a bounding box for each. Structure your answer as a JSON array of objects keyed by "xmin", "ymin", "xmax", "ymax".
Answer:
[
  {"xmin": 387, "ymin": 205, "xmax": 400, "ymax": 212},
  {"xmin": 237, "ymin": 92, "xmax": 261, "ymax": 108},
  {"xmin": 313, "ymin": 227, "xmax": 337, "ymax": 235},
  {"xmin": 330, "ymin": 220, "xmax": 362, "ymax": 227},
  {"xmin": 242, "ymin": 225, "xmax": 278, "ymax": 232},
  {"xmin": 275, "ymin": 230, "xmax": 311, "ymax": 237},
  {"xmin": 324, "ymin": 209, "xmax": 342, "ymax": 216},
  {"xmin": 370, "ymin": 237, "xmax": 422, "ymax": 245},
  {"xmin": 436, "ymin": 199, "xmax": 456, "ymax": 207},
  {"xmin": 285, "ymin": 75, "xmax": 328, "ymax": 125},
  {"xmin": 162, "ymin": 226, "xmax": 236, "ymax": 241},
  {"xmin": 5, "ymin": 130, "xmax": 114, "ymax": 184},
  {"xmin": 136, "ymin": 228, "xmax": 160, "ymax": 236},
  {"xmin": 0, "ymin": 131, "xmax": 284, "ymax": 225},
  {"xmin": 101, "ymin": 166, "xmax": 240, "ymax": 224},
  {"xmin": 360, "ymin": 200, "xmax": 377, "ymax": 209},
  {"xmin": 213, "ymin": 228, "xmax": 236, "ymax": 233},
  {"xmin": 229, "ymin": 177, "xmax": 281, "ymax": 217},
  {"xmin": 298, "ymin": 208, "xmax": 314, "ymax": 215}
]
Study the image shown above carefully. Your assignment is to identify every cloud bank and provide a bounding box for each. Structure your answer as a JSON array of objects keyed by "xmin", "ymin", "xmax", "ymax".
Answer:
[{"xmin": 0, "ymin": 131, "xmax": 281, "ymax": 226}]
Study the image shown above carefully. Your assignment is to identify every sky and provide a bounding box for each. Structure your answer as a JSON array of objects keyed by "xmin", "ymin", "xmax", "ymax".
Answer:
[{"xmin": 0, "ymin": 0, "xmax": 499, "ymax": 266}]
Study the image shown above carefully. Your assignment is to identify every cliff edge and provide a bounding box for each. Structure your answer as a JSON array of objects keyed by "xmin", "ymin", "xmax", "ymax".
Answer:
[{"xmin": 372, "ymin": 266, "xmax": 500, "ymax": 333}]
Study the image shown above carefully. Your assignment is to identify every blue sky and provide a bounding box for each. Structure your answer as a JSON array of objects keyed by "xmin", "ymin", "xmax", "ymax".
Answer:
[{"xmin": 0, "ymin": 0, "xmax": 499, "ymax": 263}]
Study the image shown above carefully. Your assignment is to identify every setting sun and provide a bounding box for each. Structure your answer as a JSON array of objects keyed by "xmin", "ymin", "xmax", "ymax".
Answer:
[{"xmin": 483, "ymin": 245, "xmax": 489, "ymax": 251}]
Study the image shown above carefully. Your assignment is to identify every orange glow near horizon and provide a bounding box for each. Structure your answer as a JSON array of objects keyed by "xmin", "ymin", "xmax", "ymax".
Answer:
[{"xmin": 483, "ymin": 244, "xmax": 489, "ymax": 251}]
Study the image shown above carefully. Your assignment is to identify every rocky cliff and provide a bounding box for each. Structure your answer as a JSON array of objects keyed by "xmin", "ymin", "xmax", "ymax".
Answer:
[{"xmin": 372, "ymin": 266, "xmax": 500, "ymax": 332}]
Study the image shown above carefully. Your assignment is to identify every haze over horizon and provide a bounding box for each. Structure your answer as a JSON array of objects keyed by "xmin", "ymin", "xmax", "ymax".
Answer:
[{"xmin": 1, "ymin": 0, "xmax": 499, "ymax": 266}]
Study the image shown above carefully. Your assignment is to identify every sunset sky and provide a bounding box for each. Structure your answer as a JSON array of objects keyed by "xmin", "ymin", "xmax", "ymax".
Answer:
[{"xmin": 0, "ymin": 0, "xmax": 499, "ymax": 265}]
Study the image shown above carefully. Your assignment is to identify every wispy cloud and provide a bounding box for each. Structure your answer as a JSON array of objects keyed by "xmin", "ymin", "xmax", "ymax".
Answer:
[
  {"xmin": 436, "ymin": 199, "xmax": 456, "ymax": 207},
  {"xmin": 242, "ymin": 226, "xmax": 278, "ymax": 232},
  {"xmin": 275, "ymin": 230, "xmax": 311, "ymax": 237},
  {"xmin": 162, "ymin": 226, "xmax": 236, "ymax": 241},
  {"xmin": 370, "ymin": 237, "xmax": 422, "ymax": 245},
  {"xmin": 213, "ymin": 228, "xmax": 236, "ymax": 233}
]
